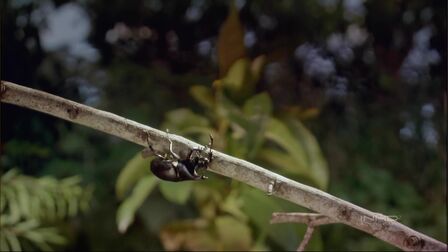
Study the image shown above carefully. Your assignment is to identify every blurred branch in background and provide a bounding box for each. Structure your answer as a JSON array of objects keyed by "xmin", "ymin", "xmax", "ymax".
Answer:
[{"xmin": 1, "ymin": 80, "xmax": 446, "ymax": 251}]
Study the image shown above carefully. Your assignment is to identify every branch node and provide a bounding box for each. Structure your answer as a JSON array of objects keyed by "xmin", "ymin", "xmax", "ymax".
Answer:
[{"xmin": 267, "ymin": 179, "xmax": 277, "ymax": 196}]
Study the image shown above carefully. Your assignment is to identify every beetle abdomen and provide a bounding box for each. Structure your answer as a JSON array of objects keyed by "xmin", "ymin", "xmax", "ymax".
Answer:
[{"xmin": 150, "ymin": 159, "xmax": 178, "ymax": 181}]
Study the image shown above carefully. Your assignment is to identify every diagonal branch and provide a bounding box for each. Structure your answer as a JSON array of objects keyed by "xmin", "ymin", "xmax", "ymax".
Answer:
[{"xmin": 1, "ymin": 80, "xmax": 446, "ymax": 251}]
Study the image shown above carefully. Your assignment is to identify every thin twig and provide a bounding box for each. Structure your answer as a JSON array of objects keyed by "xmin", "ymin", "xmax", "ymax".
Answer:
[
  {"xmin": 1, "ymin": 81, "xmax": 446, "ymax": 251},
  {"xmin": 297, "ymin": 225, "xmax": 315, "ymax": 252},
  {"xmin": 271, "ymin": 212, "xmax": 337, "ymax": 251}
]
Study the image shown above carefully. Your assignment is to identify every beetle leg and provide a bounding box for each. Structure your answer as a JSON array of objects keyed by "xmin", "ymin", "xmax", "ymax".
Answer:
[
  {"xmin": 149, "ymin": 145, "xmax": 166, "ymax": 159},
  {"xmin": 166, "ymin": 129, "xmax": 181, "ymax": 159},
  {"xmin": 177, "ymin": 163, "xmax": 202, "ymax": 180}
]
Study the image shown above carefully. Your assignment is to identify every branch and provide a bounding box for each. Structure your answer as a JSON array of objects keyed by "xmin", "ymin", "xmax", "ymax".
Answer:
[
  {"xmin": 270, "ymin": 212, "xmax": 337, "ymax": 226},
  {"xmin": 1, "ymin": 81, "xmax": 446, "ymax": 251},
  {"xmin": 271, "ymin": 212, "xmax": 337, "ymax": 251}
]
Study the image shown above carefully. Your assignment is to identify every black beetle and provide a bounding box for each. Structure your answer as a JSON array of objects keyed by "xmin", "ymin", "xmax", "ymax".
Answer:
[{"xmin": 142, "ymin": 132, "xmax": 213, "ymax": 182}]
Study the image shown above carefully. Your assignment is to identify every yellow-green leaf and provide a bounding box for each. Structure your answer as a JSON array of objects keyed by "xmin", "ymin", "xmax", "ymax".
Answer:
[
  {"xmin": 284, "ymin": 118, "xmax": 329, "ymax": 190},
  {"xmin": 221, "ymin": 58, "xmax": 253, "ymax": 96},
  {"xmin": 4, "ymin": 231, "xmax": 21, "ymax": 252},
  {"xmin": 190, "ymin": 85, "xmax": 214, "ymax": 109},
  {"xmin": 159, "ymin": 181, "xmax": 193, "ymax": 205},
  {"xmin": 116, "ymin": 175, "xmax": 157, "ymax": 233},
  {"xmin": 215, "ymin": 216, "xmax": 252, "ymax": 250},
  {"xmin": 257, "ymin": 147, "xmax": 308, "ymax": 176},
  {"xmin": 116, "ymin": 152, "xmax": 149, "ymax": 199},
  {"xmin": 265, "ymin": 118, "xmax": 308, "ymax": 169}
]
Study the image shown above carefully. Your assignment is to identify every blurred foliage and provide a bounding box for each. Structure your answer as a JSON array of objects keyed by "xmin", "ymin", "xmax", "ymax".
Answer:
[
  {"xmin": 0, "ymin": 169, "xmax": 92, "ymax": 251},
  {"xmin": 2, "ymin": 0, "xmax": 446, "ymax": 251}
]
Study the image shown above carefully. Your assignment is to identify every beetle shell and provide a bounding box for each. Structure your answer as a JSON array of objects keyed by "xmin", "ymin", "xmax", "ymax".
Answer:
[{"xmin": 150, "ymin": 158, "xmax": 204, "ymax": 182}]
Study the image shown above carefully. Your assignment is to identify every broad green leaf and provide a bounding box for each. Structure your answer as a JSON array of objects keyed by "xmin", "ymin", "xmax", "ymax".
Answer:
[
  {"xmin": 242, "ymin": 93, "xmax": 272, "ymax": 159},
  {"xmin": 215, "ymin": 216, "xmax": 252, "ymax": 250},
  {"xmin": 219, "ymin": 192, "xmax": 247, "ymax": 222},
  {"xmin": 265, "ymin": 117, "xmax": 328, "ymax": 189},
  {"xmin": 284, "ymin": 118, "xmax": 329, "ymax": 190},
  {"xmin": 116, "ymin": 152, "xmax": 149, "ymax": 199},
  {"xmin": 257, "ymin": 148, "xmax": 308, "ymax": 176},
  {"xmin": 162, "ymin": 109, "xmax": 211, "ymax": 137},
  {"xmin": 159, "ymin": 181, "xmax": 193, "ymax": 205},
  {"xmin": 250, "ymin": 55, "xmax": 266, "ymax": 84},
  {"xmin": 217, "ymin": 4, "xmax": 246, "ymax": 77},
  {"xmin": 243, "ymin": 93, "xmax": 272, "ymax": 117},
  {"xmin": 221, "ymin": 58, "xmax": 253, "ymax": 95},
  {"xmin": 160, "ymin": 220, "xmax": 219, "ymax": 251},
  {"xmin": 241, "ymin": 187, "xmax": 300, "ymax": 250},
  {"xmin": 190, "ymin": 85, "xmax": 214, "ymax": 109},
  {"xmin": 116, "ymin": 175, "xmax": 157, "ymax": 233},
  {"xmin": 265, "ymin": 118, "xmax": 307, "ymax": 170}
]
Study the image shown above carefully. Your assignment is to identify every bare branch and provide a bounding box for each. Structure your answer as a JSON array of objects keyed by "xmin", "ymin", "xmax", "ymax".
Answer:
[
  {"xmin": 297, "ymin": 225, "xmax": 315, "ymax": 252},
  {"xmin": 271, "ymin": 212, "xmax": 337, "ymax": 226},
  {"xmin": 1, "ymin": 80, "xmax": 446, "ymax": 251}
]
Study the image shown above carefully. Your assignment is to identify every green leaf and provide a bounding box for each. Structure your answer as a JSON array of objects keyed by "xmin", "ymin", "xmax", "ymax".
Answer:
[
  {"xmin": 116, "ymin": 175, "xmax": 157, "ymax": 233},
  {"xmin": 190, "ymin": 85, "xmax": 214, "ymax": 109},
  {"xmin": 4, "ymin": 231, "xmax": 21, "ymax": 252},
  {"xmin": 1, "ymin": 168, "xmax": 19, "ymax": 182},
  {"xmin": 221, "ymin": 58, "xmax": 253, "ymax": 95},
  {"xmin": 0, "ymin": 190, "xmax": 6, "ymax": 213},
  {"xmin": 61, "ymin": 176, "xmax": 82, "ymax": 186},
  {"xmin": 219, "ymin": 192, "xmax": 247, "ymax": 222},
  {"xmin": 265, "ymin": 118, "xmax": 308, "ymax": 169},
  {"xmin": 3, "ymin": 187, "xmax": 21, "ymax": 224},
  {"xmin": 265, "ymin": 117, "xmax": 328, "ymax": 189},
  {"xmin": 242, "ymin": 93, "xmax": 272, "ymax": 159},
  {"xmin": 159, "ymin": 181, "xmax": 193, "ymax": 205},
  {"xmin": 243, "ymin": 93, "xmax": 272, "ymax": 117},
  {"xmin": 0, "ymin": 232, "xmax": 10, "ymax": 251},
  {"xmin": 116, "ymin": 152, "xmax": 150, "ymax": 199},
  {"xmin": 215, "ymin": 216, "xmax": 252, "ymax": 250},
  {"xmin": 257, "ymin": 148, "xmax": 308, "ymax": 176},
  {"xmin": 217, "ymin": 4, "xmax": 246, "ymax": 77},
  {"xmin": 241, "ymin": 187, "xmax": 300, "ymax": 250},
  {"xmin": 162, "ymin": 108, "xmax": 210, "ymax": 132},
  {"xmin": 37, "ymin": 227, "xmax": 67, "ymax": 245},
  {"xmin": 13, "ymin": 219, "xmax": 40, "ymax": 233},
  {"xmin": 15, "ymin": 181, "xmax": 31, "ymax": 217},
  {"xmin": 284, "ymin": 118, "xmax": 329, "ymax": 190}
]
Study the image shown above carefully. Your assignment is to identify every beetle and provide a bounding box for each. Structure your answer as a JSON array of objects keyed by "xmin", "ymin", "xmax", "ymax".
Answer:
[{"xmin": 142, "ymin": 132, "xmax": 213, "ymax": 182}]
